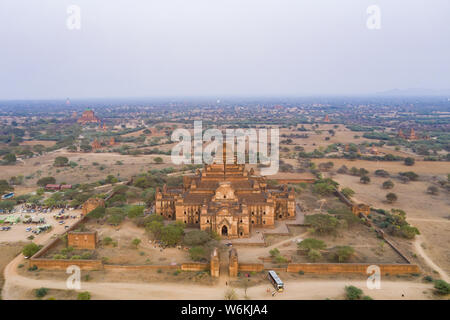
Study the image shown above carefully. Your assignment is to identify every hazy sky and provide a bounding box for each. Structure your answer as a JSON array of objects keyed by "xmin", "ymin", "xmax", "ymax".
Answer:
[{"xmin": 0, "ymin": 0, "xmax": 449, "ymax": 99}]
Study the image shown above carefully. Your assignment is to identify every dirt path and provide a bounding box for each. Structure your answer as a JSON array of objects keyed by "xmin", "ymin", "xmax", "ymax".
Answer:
[
  {"xmin": 3, "ymin": 265, "xmax": 433, "ymax": 300},
  {"xmin": 407, "ymin": 218, "xmax": 450, "ymax": 224},
  {"xmin": 414, "ymin": 236, "xmax": 449, "ymax": 282}
]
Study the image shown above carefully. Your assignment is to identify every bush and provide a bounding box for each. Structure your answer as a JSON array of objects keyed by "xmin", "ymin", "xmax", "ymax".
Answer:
[
  {"xmin": 132, "ymin": 238, "xmax": 141, "ymax": 248},
  {"xmin": 22, "ymin": 243, "xmax": 41, "ymax": 258},
  {"xmin": 224, "ymin": 288, "xmax": 238, "ymax": 300},
  {"xmin": 183, "ymin": 230, "xmax": 211, "ymax": 246},
  {"xmin": 307, "ymin": 249, "xmax": 322, "ymax": 262},
  {"xmin": 77, "ymin": 291, "xmax": 91, "ymax": 300},
  {"xmin": 427, "ymin": 186, "xmax": 439, "ymax": 195},
  {"xmin": 334, "ymin": 246, "xmax": 355, "ymax": 262},
  {"xmin": 127, "ymin": 205, "xmax": 145, "ymax": 219},
  {"xmin": 399, "ymin": 171, "xmax": 419, "ymax": 181},
  {"xmin": 382, "ymin": 180, "xmax": 394, "ymax": 189},
  {"xmin": 433, "ymin": 280, "xmax": 450, "ymax": 295},
  {"xmin": 345, "ymin": 285, "xmax": 363, "ymax": 300},
  {"xmin": 35, "ymin": 287, "xmax": 49, "ymax": 298},
  {"xmin": 36, "ymin": 176, "xmax": 56, "ymax": 187},
  {"xmin": 298, "ymin": 238, "xmax": 326, "ymax": 251},
  {"xmin": 404, "ymin": 157, "xmax": 415, "ymax": 166},
  {"xmin": 374, "ymin": 169, "xmax": 389, "ymax": 177},
  {"xmin": 53, "ymin": 156, "xmax": 69, "ymax": 167},
  {"xmin": 160, "ymin": 222, "xmax": 184, "ymax": 246},
  {"xmin": 386, "ymin": 193, "xmax": 398, "ymax": 203},
  {"xmin": 341, "ymin": 187, "xmax": 355, "ymax": 198},
  {"xmin": 103, "ymin": 236, "xmax": 113, "ymax": 246},
  {"xmin": 305, "ymin": 214, "xmax": 339, "ymax": 235},
  {"xmin": 360, "ymin": 176, "xmax": 370, "ymax": 184},
  {"xmin": 269, "ymin": 248, "xmax": 280, "ymax": 257},
  {"xmin": 189, "ymin": 246, "xmax": 206, "ymax": 261}
]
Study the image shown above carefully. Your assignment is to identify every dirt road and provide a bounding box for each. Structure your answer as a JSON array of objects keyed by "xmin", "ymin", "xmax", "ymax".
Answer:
[
  {"xmin": 3, "ymin": 261, "xmax": 433, "ymax": 300},
  {"xmin": 414, "ymin": 236, "xmax": 449, "ymax": 282}
]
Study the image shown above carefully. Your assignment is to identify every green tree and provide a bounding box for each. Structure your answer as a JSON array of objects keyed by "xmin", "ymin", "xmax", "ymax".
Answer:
[
  {"xmin": 386, "ymin": 193, "xmax": 398, "ymax": 203},
  {"xmin": 334, "ymin": 246, "xmax": 355, "ymax": 262},
  {"xmin": 360, "ymin": 176, "xmax": 371, "ymax": 184},
  {"xmin": 3, "ymin": 153, "xmax": 16, "ymax": 164},
  {"xmin": 345, "ymin": 285, "xmax": 363, "ymax": 300},
  {"xmin": 127, "ymin": 205, "xmax": 144, "ymax": 219},
  {"xmin": 0, "ymin": 179, "xmax": 13, "ymax": 194},
  {"xmin": 269, "ymin": 248, "xmax": 280, "ymax": 257},
  {"xmin": 298, "ymin": 238, "xmax": 326, "ymax": 251},
  {"xmin": 160, "ymin": 222, "xmax": 184, "ymax": 246},
  {"xmin": 37, "ymin": 176, "xmax": 56, "ymax": 187},
  {"xmin": 382, "ymin": 180, "xmax": 394, "ymax": 189},
  {"xmin": 132, "ymin": 238, "xmax": 141, "ymax": 249},
  {"xmin": 23, "ymin": 243, "xmax": 41, "ymax": 258},
  {"xmin": 35, "ymin": 287, "xmax": 48, "ymax": 298},
  {"xmin": 307, "ymin": 249, "xmax": 322, "ymax": 262},
  {"xmin": 404, "ymin": 157, "xmax": 415, "ymax": 166},
  {"xmin": 53, "ymin": 156, "xmax": 69, "ymax": 167},
  {"xmin": 77, "ymin": 291, "xmax": 91, "ymax": 300},
  {"xmin": 305, "ymin": 214, "xmax": 339, "ymax": 235},
  {"xmin": 341, "ymin": 187, "xmax": 355, "ymax": 198},
  {"xmin": 183, "ymin": 230, "xmax": 211, "ymax": 246},
  {"xmin": 189, "ymin": 246, "xmax": 206, "ymax": 261},
  {"xmin": 433, "ymin": 280, "xmax": 450, "ymax": 295},
  {"xmin": 154, "ymin": 157, "xmax": 163, "ymax": 164},
  {"xmin": 427, "ymin": 186, "xmax": 439, "ymax": 195}
]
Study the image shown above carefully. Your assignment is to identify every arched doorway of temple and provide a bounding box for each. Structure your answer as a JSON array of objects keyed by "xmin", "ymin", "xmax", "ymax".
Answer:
[{"xmin": 221, "ymin": 225, "xmax": 228, "ymax": 236}]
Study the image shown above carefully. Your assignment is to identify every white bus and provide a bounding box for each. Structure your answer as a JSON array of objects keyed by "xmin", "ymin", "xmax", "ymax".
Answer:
[{"xmin": 268, "ymin": 270, "xmax": 284, "ymax": 292}]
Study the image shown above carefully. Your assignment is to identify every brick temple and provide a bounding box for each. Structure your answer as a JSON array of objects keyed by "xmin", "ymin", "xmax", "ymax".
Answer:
[{"xmin": 155, "ymin": 144, "xmax": 296, "ymax": 239}]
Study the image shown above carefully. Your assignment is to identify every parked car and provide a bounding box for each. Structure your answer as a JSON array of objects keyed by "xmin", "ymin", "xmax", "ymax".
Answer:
[{"xmin": 26, "ymin": 227, "xmax": 32, "ymax": 232}]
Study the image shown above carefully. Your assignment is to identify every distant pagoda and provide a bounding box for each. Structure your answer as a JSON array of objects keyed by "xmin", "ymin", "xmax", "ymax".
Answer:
[
  {"xmin": 78, "ymin": 109, "xmax": 101, "ymax": 125},
  {"xmin": 91, "ymin": 139, "xmax": 102, "ymax": 150}
]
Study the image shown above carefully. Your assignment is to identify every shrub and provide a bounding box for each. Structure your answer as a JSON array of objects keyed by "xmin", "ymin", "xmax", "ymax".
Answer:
[
  {"xmin": 298, "ymin": 238, "xmax": 326, "ymax": 251},
  {"xmin": 386, "ymin": 193, "xmax": 398, "ymax": 203},
  {"xmin": 127, "ymin": 205, "xmax": 145, "ymax": 219},
  {"xmin": 433, "ymin": 280, "xmax": 450, "ymax": 295},
  {"xmin": 103, "ymin": 236, "xmax": 113, "ymax": 245},
  {"xmin": 35, "ymin": 287, "xmax": 49, "ymax": 298},
  {"xmin": 189, "ymin": 246, "xmax": 206, "ymax": 261},
  {"xmin": 160, "ymin": 222, "xmax": 184, "ymax": 246},
  {"xmin": 36, "ymin": 176, "xmax": 56, "ymax": 187},
  {"xmin": 382, "ymin": 180, "xmax": 394, "ymax": 189},
  {"xmin": 307, "ymin": 249, "xmax": 322, "ymax": 262},
  {"xmin": 334, "ymin": 246, "xmax": 355, "ymax": 262},
  {"xmin": 305, "ymin": 214, "xmax": 339, "ymax": 235},
  {"xmin": 404, "ymin": 157, "xmax": 415, "ymax": 166},
  {"xmin": 360, "ymin": 176, "xmax": 370, "ymax": 184},
  {"xmin": 427, "ymin": 186, "xmax": 439, "ymax": 195},
  {"xmin": 183, "ymin": 230, "xmax": 211, "ymax": 246},
  {"xmin": 224, "ymin": 289, "xmax": 238, "ymax": 300},
  {"xmin": 269, "ymin": 248, "xmax": 280, "ymax": 257},
  {"xmin": 132, "ymin": 238, "xmax": 141, "ymax": 248},
  {"xmin": 345, "ymin": 285, "xmax": 363, "ymax": 300},
  {"xmin": 399, "ymin": 171, "xmax": 419, "ymax": 181},
  {"xmin": 77, "ymin": 291, "xmax": 91, "ymax": 300},
  {"xmin": 375, "ymin": 169, "xmax": 389, "ymax": 177},
  {"xmin": 53, "ymin": 156, "xmax": 69, "ymax": 167},
  {"xmin": 22, "ymin": 243, "xmax": 40, "ymax": 258},
  {"xmin": 341, "ymin": 187, "xmax": 355, "ymax": 198},
  {"xmin": 87, "ymin": 206, "xmax": 106, "ymax": 219}
]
